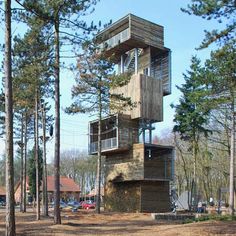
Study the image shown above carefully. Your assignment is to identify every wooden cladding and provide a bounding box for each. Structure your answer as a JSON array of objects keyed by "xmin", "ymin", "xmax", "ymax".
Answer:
[
  {"xmin": 139, "ymin": 74, "xmax": 163, "ymax": 121},
  {"xmin": 138, "ymin": 47, "xmax": 151, "ymax": 74},
  {"xmin": 104, "ymin": 181, "xmax": 141, "ymax": 212},
  {"xmin": 98, "ymin": 13, "xmax": 171, "ymax": 98},
  {"xmin": 97, "ymin": 14, "xmax": 165, "ymax": 59},
  {"xmin": 99, "ymin": 28, "xmax": 130, "ymax": 51},
  {"xmin": 144, "ymin": 147, "xmax": 173, "ymax": 180},
  {"xmin": 140, "ymin": 182, "xmax": 170, "ymax": 212},
  {"xmin": 112, "ymin": 74, "xmax": 163, "ymax": 121},
  {"xmin": 130, "ymin": 14, "xmax": 164, "ymax": 49},
  {"xmin": 104, "ymin": 180, "xmax": 170, "ymax": 212},
  {"xmin": 105, "ymin": 144, "xmax": 144, "ymax": 182},
  {"xmin": 105, "ymin": 143, "xmax": 174, "ymax": 182},
  {"xmin": 151, "ymin": 49, "xmax": 171, "ymax": 95}
]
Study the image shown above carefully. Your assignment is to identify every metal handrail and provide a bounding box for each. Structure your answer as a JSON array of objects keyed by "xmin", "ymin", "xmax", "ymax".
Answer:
[{"xmin": 90, "ymin": 137, "xmax": 118, "ymax": 153}]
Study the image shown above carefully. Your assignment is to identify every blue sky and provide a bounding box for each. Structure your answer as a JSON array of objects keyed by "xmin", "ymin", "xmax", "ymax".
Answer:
[{"xmin": 0, "ymin": 0, "xmax": 222, "ymax": 160}]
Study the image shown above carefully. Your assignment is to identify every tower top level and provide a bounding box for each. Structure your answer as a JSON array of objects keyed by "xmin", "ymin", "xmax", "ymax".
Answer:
[
  {"xmin": 97, "ymin": 14, "xmax": 169, "ymax": 62},
  {"xmin": 89, "ymin": 14, "xmax": 173, "ymax": 153}
]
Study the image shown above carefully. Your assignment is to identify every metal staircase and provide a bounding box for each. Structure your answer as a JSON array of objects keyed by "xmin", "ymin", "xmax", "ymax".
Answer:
[{"xmin": 124, "ymin": 48, "xmax": 143, "ymax": 71}]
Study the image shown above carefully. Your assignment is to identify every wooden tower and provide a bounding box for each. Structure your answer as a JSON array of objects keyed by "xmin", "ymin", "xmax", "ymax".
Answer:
[{"xmin": 89, "ymin": 14, "xmax": 174, "ymax": 212}]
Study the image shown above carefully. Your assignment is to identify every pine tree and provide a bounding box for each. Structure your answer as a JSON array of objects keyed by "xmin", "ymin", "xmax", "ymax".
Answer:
[
  {"xmin": 203, "ymin": 43, "xmax": 236, "ymax": 215},
  {"xmin": 171, "ymin": 56, "xmax": 212, "ymax": 209},
  {"xmin": 182, "ymin": 0, "xmax": 236, "ymax": 48},
  {"xmin": 182, "ymin": 0, "xmax": 236, "ymax": 215},
  {"xmin": 14, "ymin": 0, "xmax": 100, "ymax": 223},
  {"xmin": 27, "ymin": 147, "xmax": 43, "ymax": 201},
  {"xmin": 4, "ymin": 0, "xmax": 16, "ymax": 235},
  {"xmin": 12, "ymin": 16, "xmax": 53, "ymax": 219}
]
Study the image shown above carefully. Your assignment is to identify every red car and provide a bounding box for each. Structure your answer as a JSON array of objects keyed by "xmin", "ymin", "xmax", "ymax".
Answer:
[{"xmin": 81, "ymin": 201, "xmax": 96, "ymax": 210}]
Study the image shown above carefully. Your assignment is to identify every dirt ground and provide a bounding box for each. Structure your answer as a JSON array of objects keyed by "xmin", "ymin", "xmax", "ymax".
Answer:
[{"xmin": 0, "ymin": 208, "xmax": 236, "ymax": 236}]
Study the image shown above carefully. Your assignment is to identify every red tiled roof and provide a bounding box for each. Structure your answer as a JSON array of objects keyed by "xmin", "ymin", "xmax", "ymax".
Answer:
[
  {"xmin": 0, "ymin": 186, "xmax": 6, "ymax": 195},
  {"xmin": 47, "ymin": 176, "xmax": 80, "ymax": 193},
  {"xmin": 14, "ymin": 176, "xmax": 80, "ymax": 193}
]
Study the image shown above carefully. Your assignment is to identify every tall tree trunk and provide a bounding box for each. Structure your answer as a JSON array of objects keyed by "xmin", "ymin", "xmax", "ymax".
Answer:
[
  {"xmin": 191, "ymin": 138, "xmax": 197, "ymax": 210},
  {"xmin": 35, "ymin": 89, "xmax": 40, "ymax": 220},
  {"xmin": 42, "ymin": 105, "xmax": 48, "ymax": 216},
  {"xmin": 229, "ymin": 96, "xmax": 235, "ymax": 215},
  {"xmin": 96, "ymin": 82, "xmax": 102, "ymax": 214},
  {"xmin": 20, "ymin": 113, "xmax": 24, "ymax": 212},
  {"xmin": 193, "ymin": 139, "xmax": 197, "ymax": 185},
  {"xmin": 54, "ymin": 16, "xmax": 61, "ymax": 224},
  {"xmin": 23, "ymin": 112, "xmax": 28, "ymax": 212},
  {"xmin": 4, "ymin": 0, "xmax": 16, "ymax": 235}
]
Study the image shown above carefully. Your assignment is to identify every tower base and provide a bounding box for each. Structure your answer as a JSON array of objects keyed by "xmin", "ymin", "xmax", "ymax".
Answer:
[{"xmin": 104, "ymin": 180, "xmax": 170, "ymax": 213}]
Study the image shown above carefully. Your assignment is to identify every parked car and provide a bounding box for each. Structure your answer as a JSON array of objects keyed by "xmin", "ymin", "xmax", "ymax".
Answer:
[
  {"xmin": 50, "ymin": 200, "xmax": 67, "ymax": 209},
  {"xmin": 81, "ymin": 201, "xmax": 96, "ymax": 210},
  {"xmin": 79, "ymin": 200, "xmax": 92, "ymax": 207},
  {"xmin": 67, "ymin": 200, "xmax": 80, "ymax": 209}
]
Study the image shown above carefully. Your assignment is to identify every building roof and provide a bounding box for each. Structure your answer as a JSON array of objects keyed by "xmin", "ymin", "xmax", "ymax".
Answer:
[
  {"xmin": 0, "ymin": 186, "xmax": 6, "ymax": 196},
  {"xmin": 97, "ymin": 14, "xmax": 163, "ymax": 40},
  {"xmin": 14, "ymin": 176, "xmax": 80, "ymax": 193},
  {"xmin": 96, "ymin": 13, "xmax": 168, "ymax": 63},
  {"xmin": 47, "ymin": 176, "xmax": 80, "ymax": 193}
]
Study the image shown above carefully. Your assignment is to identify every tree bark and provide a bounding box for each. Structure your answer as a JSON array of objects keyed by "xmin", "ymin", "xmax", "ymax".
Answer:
[
  {"xmin": 96, "ymin": 79, "xmax": 102, "ymax": 214},
  {"xmin": 190, "ymin": 137, "xmax": 198, "ymax": 210},
  {"xmin": 229, "ymin": 95, "xmax": 235, "ymax": 215},
  {"xmin": 42, "ymin": 105, "xmax": 48, "ymax": 216},
  {"xmin": 4, "ymin": 0, "xmax": 16, "ymax": 235},
  {"xmin": 54, "ymin": 16, "xmax": 61, "ymax": 224},
  {"xmin": 35, "ymin": 89, "xmax": 40, "ymax": 220},
  {"xmin": 23, "ymin": 112, "xmax": 28, "ymax": 212},
  {"xmin": 20, "ymin": 113, "xmax": 24, "ymax": 212}
]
